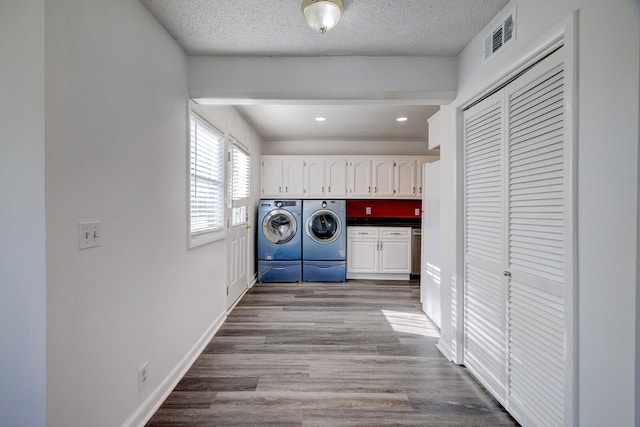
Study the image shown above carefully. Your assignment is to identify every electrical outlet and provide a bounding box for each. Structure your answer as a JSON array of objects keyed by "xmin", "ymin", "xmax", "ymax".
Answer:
[
  {"xmin": 415, "ymin": 208, "xmax": 420, "ymax": 216},
  {"xmin": 78, "ymin": 221, "xmax": 102, "ymax": 249},
  {"xmin": 365, "ymin": 207, "xmax": 372, "ymax": 215},
  {"xmin": 138, "ymin": 361, "xmax": 148, "ymax": 392}
]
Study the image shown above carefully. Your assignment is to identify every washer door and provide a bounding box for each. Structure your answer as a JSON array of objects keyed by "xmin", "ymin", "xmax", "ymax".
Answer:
[
  {"xmin": 306, "ymin": 209, "xmax": 342, "ymax": 244},
  {"xmin": 262, "ymin": 209, "xmax": 298, "ymax": 244}
]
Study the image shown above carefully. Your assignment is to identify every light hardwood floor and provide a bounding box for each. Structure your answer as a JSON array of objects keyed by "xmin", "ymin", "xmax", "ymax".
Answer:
[{"xmin": 146, "ymin": 280, "xmax": 518, "ymax": 426}]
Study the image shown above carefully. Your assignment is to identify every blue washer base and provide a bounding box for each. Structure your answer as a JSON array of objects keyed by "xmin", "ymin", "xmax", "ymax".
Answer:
[
  {"xmin": 303, "ymin": 260, "xmax": 346, "ymax": 282},
  {"xmin": 258, "ymin": 260, "xmax": 302, "ymax": 282}
]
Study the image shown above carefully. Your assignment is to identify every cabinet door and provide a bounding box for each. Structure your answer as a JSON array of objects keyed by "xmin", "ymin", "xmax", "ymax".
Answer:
[
  {"xmin": 379, "ymin": 228, "xmax": 412, "ymax": 273},
  {"xmin": 347, "ymin": 227, "xmax": 378, "ymax": 273},
  {"xmin": 304, "ymin": 159, "xmax": 325, "ymax": 198},
  {"xmin": 261, "ymin": 158, "xmax": 283, "ymax": 197},
  {"xmin": 347, "ymin": 159, "xmax": 372, "ymax": 197},
  {"xmin": 283, "ymin": 159, "xmax": 304, "ymax": 197},
  {"xmin": 395, "ymin": 159, "xmax": 416, "ymax": 198},
  {"xmin": 380, "ymin": 240, "xmax": 411, "ymax": 273},
  {"xmin": 325, "ymin": 159, "xmax": 347, "ymax": 197},
  {"xmin": 416, "ymin": 158, "xmax": 430, "ymax": 198},
  {"xmin": 372, "ymin": 159, "xmax": 395, "ymax": 197}
]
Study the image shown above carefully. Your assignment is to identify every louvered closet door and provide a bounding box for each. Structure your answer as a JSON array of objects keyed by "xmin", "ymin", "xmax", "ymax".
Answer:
[
  {"xmin": 463, "ymin": 91, "xmax": 508, "ymax": 404},
  {"xmin": 505, "ymin": 48, "xmax": 567, "ymax": 427}
]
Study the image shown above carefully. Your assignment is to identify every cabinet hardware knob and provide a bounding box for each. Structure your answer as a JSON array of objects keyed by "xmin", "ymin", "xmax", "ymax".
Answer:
[{"xmin": 503, "ymin": 271, "xmax": 511, "ymax": 277}]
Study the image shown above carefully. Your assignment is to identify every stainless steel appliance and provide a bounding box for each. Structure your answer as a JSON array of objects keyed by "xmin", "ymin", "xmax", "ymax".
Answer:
[{"xmin": 411, "ymin": 228, "xmax": 421, "ymax": 277}]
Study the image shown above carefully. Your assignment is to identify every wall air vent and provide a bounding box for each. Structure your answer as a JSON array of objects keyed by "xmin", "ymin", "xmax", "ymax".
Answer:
[{"xmin": 483, "ymin": 8, "xmax": 516, "ymax": 63}]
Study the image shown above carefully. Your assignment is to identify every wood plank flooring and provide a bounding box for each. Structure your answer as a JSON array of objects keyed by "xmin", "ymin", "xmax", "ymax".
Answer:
[{"xmin": 146, "ymin": 280, "xmax": 518, "ymax": 426}]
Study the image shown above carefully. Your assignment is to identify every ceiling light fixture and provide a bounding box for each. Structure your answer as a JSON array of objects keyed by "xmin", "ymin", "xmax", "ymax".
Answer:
[
  {"xmin": 315, "ymin": 117, "xmax": 326, "ymax": 122},
  {"xmin": 396, "ymin": 117, "xmax": 408, "ymax": 122},
  {"xmin": 301, "ymin": 0, "xmax": 344, "ymax": 34}
]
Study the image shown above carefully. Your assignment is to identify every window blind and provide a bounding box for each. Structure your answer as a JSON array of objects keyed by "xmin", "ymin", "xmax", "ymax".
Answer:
[
  {"xmin": 190, "ymin": 113, "xmax": 225, "ymax": 237},
  {"xmin": 230, "ymin": 140, "xmax": 250, "ymax": 226}
]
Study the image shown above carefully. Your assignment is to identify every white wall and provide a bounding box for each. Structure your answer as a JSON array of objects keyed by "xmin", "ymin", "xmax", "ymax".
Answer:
[
  {"xmin": 44, "ymin": 1, "xmax": 232, "ymax": 425},
  {"xmin": 264, "ymin": 139, "xmax": 436, "ymax": 156},
  {"xmin": 0, "ymin": 1, "xmax": 47, "ymax": 426},
  {"xmin": 432, "ymin": 105, "xmax": 460, "ymax": 363},
  {"xmin": 189, "ymin": 56, "xmax": 457, "ymax": 103},
  {"xmin": 421, "ymin": 161, "xmax": 442, "ymax": 327},
  {"xmin": 444, "ymin": 1, "xmax": 639, "ymax": 425}
]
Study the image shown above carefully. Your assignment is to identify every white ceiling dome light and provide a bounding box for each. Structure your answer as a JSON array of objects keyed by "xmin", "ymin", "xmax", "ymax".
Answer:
[{"xmin": 301, "ymin": 0, "xmax": 344, "ymax": 34}]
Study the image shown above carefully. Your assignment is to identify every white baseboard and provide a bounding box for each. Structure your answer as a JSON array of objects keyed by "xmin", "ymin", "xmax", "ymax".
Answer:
[
  {"xmin": 122, "ymin": 311, "xmax": 227, "ymax": 427},
  {"xmin": 346, "ymin": 273, "xmax": 411, "ymax": 281},
  {"xmin": 248, "ymin": 273, "xmax": 257, "ymax": 288}
]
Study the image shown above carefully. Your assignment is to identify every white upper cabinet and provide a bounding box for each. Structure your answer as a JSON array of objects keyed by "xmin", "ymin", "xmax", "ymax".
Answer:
[
  {"xmin": 416, "ymin": 158, "xmax": 429, "ymax": 197},
  {"xmin": 395, "ymin": 159, "xmax": 416, "ymax": 198},
  {"xmin": 261, "ymin": 157, "xmax": 304, "ymax": 197},
  {"xmin": 283, "ymin": 158, "xmax": 304, "ymax": 196},
  {"xmin": 347, "ymin": 159, "xmax": 372, "ymax": 197},
  {"xmin": 262, "ymin": 155, "xmax": 437, "ymax": 199},
  {"xmin": 261, "ymin": 158, "xmax": 284, "ymax": 197},
  {"xmin": 325, "ymin": 158, "xmax": 347, "ymax": 197},
  {"xmin": 372, "ymin": 159, "xmax": 395, "ymax": 197},
  {"xmin": 303, "ymin": 158, "xmax": 325, "ymax": 197}
]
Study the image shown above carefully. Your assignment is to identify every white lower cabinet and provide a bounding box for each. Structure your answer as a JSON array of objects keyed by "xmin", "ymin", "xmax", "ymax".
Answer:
[{"xmin": 347, "ymin": 227, "xmax": 411, "ymax": 279}]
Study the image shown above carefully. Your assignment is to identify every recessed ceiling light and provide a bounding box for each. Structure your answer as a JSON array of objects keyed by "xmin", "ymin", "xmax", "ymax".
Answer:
[
  {"xmin": 396, "ymin": 117, "xmax": 408, "ymax": 122},
  {"xmin": 315, "ymin": 117, "xmax": 326, "ymax": 122}
]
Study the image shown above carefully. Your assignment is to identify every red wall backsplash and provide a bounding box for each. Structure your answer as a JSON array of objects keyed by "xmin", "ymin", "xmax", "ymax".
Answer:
[{"xmin": 346, "ymin": 199, "xmax": 422, "ymax": 218}]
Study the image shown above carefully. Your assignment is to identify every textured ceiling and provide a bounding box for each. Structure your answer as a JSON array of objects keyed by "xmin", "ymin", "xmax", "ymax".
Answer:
[
  {"xmin": 140, "ymin": 0, "xmax": 509, "ymax": 142},
  {"xmin": 140, "ymin": 0, "xmax": 510, "ymax": 56}
]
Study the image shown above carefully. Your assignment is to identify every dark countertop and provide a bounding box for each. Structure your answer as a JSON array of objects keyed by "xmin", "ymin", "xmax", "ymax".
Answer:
[{"xmin": 346, "ymin": 217, "xmax": 421, "ymax": 228}]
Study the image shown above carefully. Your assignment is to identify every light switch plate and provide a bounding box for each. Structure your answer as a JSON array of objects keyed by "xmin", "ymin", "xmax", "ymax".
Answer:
[{"xmin": 79, "ymin": 221, "xmax": 102, "ymax": 249}]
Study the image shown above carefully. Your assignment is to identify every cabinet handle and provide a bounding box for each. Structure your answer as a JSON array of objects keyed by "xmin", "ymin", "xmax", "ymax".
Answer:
[
  {"xmin": 322, "ymin": 186, "xmax": 325, "ymax": 193},
  {"xmin": 279, "ymin": 186, "xmax": 282, "ymax": 193},
  {"xmin": 413, "ymin": 186, "xmax": 416, "ymax": 193},
  {"xmin": 393, "ymin": 189, "xmax": 396, "ymax": 194},
  {"xmin": 374, "ymin": 187, "xmax": 377, "ymax": 193},
  {"xmin": 328, "ymin": 186, "xmax": 331, "ymax": 193},
  {"xmin": 503, "ymin": 271, "xmax": 512, "ymax": 277},
  {"xmin": 285, "ymin": 186, "xmax": 288, "ymax": 193},
  {"xmin": 390, "ymin": 232, "xmax": 402, "ymax": 235},
  {"xmin": 368, "ymin": 186, "xmax": 371, "ymax": 192}
]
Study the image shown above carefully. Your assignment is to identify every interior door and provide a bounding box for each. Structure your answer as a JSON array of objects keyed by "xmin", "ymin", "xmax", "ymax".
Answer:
[
  {"xmin": 504, "ymin": 48, "xmax": 568, "ymax": 427},
  {"xmin": 462, "ymin": 90, "xmax": 508, "ymax": 404},
  {"xmin": 226, "ymin": 141, "xmax": 250, "ymax": 309}
]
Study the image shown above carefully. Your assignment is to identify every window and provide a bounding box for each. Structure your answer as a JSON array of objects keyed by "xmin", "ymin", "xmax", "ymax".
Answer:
[
  {"xmin": 229, "ymin": 138, "xmax": 251, "ymax": 226},
  {"xmin": 189, "ymin": 112, "xmax": 225, "ymax": 247}
]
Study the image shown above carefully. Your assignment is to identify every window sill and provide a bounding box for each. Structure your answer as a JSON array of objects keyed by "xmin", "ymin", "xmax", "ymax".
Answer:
[{"xmin": 189, "ymin": 230, "xmax": 224, "ymax": 249}]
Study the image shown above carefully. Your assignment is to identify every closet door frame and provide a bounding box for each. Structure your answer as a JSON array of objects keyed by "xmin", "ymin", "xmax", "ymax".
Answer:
[{"xmin": 456, "ymin": 12, "xmax": 578, "ymax": 427}]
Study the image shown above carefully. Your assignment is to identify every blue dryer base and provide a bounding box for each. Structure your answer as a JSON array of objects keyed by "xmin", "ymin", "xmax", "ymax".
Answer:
[
  {"xmin": 258, "ymin": 260, "xmax": 302, "ymax": 282},
  {"xmin": 303, "ymin": 260, "xmax": 346, "ymax": 282}
]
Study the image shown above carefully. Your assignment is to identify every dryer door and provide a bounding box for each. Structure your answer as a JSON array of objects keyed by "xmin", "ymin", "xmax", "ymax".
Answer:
[
  {"xmin": 306, "ymin": 209, "xmax": 342, "ymax": 244},
  {"xmin": 262, "ymin": 209, "xmax": 298, "ymax": 244}
]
